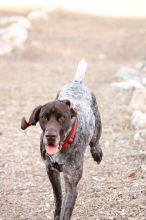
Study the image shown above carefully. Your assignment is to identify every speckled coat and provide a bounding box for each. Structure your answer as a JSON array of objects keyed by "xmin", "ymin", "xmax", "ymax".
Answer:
[{"xmin": 40, "ymin": 80, "xmax": 102, "ymax": 220}]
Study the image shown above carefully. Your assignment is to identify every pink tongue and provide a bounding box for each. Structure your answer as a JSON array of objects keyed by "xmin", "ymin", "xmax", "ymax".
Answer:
[{"xmin": 45, "ymin": 145, "xmax": 60, "ymax": 155}]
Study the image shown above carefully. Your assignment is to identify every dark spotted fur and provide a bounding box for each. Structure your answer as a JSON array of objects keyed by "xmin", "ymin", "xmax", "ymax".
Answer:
[{"xmin": 21, "ymin": 79, "xmax": 102, "ymax": 220}]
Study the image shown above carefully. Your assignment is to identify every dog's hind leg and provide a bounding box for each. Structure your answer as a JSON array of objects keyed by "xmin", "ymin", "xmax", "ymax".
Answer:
[
  {"xmin": 89, "ymin": 93, "xmax": 103, "ymax": 164},
  {"xmin": 47, "ymin": 168, "xmax": 62, "ymax": 220}
]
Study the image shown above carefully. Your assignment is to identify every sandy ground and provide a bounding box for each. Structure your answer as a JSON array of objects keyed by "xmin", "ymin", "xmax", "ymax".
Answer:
[{"xmin": 0, "ymin": 11, "xmax": 146, "ymax": 220}]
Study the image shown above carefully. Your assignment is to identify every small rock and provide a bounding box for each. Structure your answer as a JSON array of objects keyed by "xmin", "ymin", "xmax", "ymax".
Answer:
[
  {"xmin": 131, "ymin": 111, "xmax": 146, "ymax": 129},
  {"xmin": 46, "ymin": 202, "xmax": 50, "ymax": 208},
  {"xmin": 112, "ymin": 80, "xmax": 143, "ymax": 90},
  {"xmin": 134, "ymin": 129, "xmax": 146, "ymax": 142},
  {"xmin": 104, "ymin": 140, "xmax": 110, "ymax": 148},
  {"xmin": 10, "ymin": 16, "xmax": 31, "ymax": 29},
  {"xmin": 117, "ymin": 66, "xmax": 138, "ymax": 79},
  {"xmin": 132, "ymin": 193, "xmax": 137, "ymax": 199},
  {"xmin": 46, "ymin": 215, "xmax": 52, "ymax": 219},
  {"xmin": 0, "ymin": 15, "xmax": 30, "ymax": 56},
  {"xmin": 135, "ymin": 61, "xmax": 146, "ymax": 71},
  {"xmin": 128, "ymin": 170, "xmax": 138, "ymax": 178},
  {"xmin": 141, "ymin": 164, "xmax": 146, "ymax": 173},
  {"xmin": 3, "ymin": 23, "xmax": 28, "ymax": 48},
  {"xmin": 92, "ymin": 176, "xmax": 106, "ymax": 182},
  {"xmin": 135, "ymin": 62, "xmax": 146, "ymax": 70},
  {"xmin": 130, "ymin": 88, "xmax": 146, "ymax": 112},
  {"xmin": 0, "ymin": 16, "xmax": 31, "ymax": 29},
  {"xmin": 0, "ymin": 40, "xmax": 13, "ymax": 56},
  {"xmin": 28, "ymin": 10, "xmax": 49, "ymax": 20}
]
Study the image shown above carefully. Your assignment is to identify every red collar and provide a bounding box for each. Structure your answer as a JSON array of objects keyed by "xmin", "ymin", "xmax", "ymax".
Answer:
[{"xmin": 62, "ymin": 118, "xmax": 78, "ymax": 150}]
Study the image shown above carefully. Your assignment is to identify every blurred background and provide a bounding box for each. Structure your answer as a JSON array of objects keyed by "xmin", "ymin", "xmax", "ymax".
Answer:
[
  {"xmin": 0, "ymin": 1, "xmax": 146, "ymax": 220},
  {"xmin": 1, "ymin": 0, "xmax": 146, "ymax": 17}
]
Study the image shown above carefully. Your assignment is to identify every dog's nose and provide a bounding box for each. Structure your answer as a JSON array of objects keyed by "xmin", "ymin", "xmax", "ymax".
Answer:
[{"xmin": 45, "ymin": 132, "xmax": 57, "ymax": 140}]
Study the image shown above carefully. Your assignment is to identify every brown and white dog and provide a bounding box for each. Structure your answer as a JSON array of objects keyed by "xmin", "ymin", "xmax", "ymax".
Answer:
[{"xmin": 21, "ymin": 59, "xmax": 102, "ymax": 220}]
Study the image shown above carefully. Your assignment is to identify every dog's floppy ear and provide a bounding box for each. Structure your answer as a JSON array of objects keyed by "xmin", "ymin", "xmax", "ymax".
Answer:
[
  {"xmin": 61, "ymin": 99, "xmax": 77, "ymax": 117},
  {"xmin": 21, "ymin": 105, "xmax": 42, "ymax": 130}
]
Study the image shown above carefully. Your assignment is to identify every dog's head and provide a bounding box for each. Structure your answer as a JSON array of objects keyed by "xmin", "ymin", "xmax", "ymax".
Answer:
[{"xmin": 21, "ymin": 100, "xmax": 76, "ymax": 155}]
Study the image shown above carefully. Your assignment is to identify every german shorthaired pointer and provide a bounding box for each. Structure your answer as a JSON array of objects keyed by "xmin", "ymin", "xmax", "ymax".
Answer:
[{"xmin": 21, "ymin": 59, "xmax": 102, "ymax": 220}]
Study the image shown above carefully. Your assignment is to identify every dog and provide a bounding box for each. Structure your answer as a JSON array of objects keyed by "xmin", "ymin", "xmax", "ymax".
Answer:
[{"xmin": 21, "ymin": 59, "xmax": 102, "ymax": 220}]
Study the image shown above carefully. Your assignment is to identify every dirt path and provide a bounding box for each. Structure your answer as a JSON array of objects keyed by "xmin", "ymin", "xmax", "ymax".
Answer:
[{"xmin": 0, "ymin": 11, "xmax": 146, "ymax": 220}]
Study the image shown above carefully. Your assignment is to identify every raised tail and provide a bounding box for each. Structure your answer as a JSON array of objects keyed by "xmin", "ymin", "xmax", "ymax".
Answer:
[{"xmin": 73, "ymin": 59, "xmax": 87, "ymax": 83}]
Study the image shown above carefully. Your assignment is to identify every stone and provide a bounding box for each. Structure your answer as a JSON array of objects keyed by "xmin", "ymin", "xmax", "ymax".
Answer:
[
  {"xmin": 135, "ymin": 61, "xmax": 146, "ymax": 69},
  {"xmin": 134, "ymin": 129, "xmax": 146, "ymax": 142},
  {"xmin": 131, "ymin": 111, "xmax": 146, "ymax": 129},
  {"xmin": 28, "ymin": 10, "xmax": 49, "ymax": 20},
  {"xmin": 112, "ymin": 79, "xmax": 143, "ymax": 90},
  {"xmin": 0, "ymin": 16, "xmax": 31, "ymax": 29},
  {"xmin": 0, "ymin": 40, "xmax": 13, "ymax": 56},
  {"xmin": 0, "ymin": 15, "xmax": 31, "ymax": 56},
  {"xmin": 130, "ymin": 88, "xmax": 146, "ymax": 112},
  {"xmin": 4, "ymin": 23, "xmax": 28, "ymax": 48},
  {"xmin": 117, "ymin": 66, "xmax": 138, "ymax": 79},
  {"xmin": 141, "ymin": 164, "xmax": 146, "ymax": 173}
]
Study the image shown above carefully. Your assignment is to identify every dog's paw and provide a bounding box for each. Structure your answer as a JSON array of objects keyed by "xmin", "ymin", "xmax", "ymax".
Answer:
[{"xmin": 90, "ymin": 145, "xmax": 103, "ymax": 164}]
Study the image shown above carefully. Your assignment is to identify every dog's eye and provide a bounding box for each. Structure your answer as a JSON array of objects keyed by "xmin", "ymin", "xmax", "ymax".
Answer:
[
  {"xmin": 42, "ymin": 116, "xmax": 48, "ymax": 121},
  {"xmin": 58, "ymin": 116, "xmax": 65, "ymax": 123}
]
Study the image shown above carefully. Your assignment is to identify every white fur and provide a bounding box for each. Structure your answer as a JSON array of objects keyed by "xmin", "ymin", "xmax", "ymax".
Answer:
[{"xmin": 74, "ymin": 59, "xmax": 87, "ymax": 83}]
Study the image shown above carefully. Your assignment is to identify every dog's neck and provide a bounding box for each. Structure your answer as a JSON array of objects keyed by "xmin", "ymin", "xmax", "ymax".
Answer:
[{"xmin": 61, "ymin": 117, "xmax": 77, "ymax": 150}]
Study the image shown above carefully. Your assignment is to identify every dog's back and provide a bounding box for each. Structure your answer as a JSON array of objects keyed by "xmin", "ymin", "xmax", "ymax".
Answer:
[{"xmin": 58, "ymin": 59, "xmax": 100, "ymax": 146}]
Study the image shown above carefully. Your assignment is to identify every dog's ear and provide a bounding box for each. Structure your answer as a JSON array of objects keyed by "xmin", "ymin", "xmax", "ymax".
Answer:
[
  {"xmin": 21, "ymin": 105, "xmax": 42, "ymax": 130},
  {"xmin": 61, "ymin": 99, "xmax": 77, "ymax": 117}
]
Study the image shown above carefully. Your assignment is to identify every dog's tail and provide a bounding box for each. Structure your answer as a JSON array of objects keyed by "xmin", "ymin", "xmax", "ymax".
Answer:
[{"xmin": 73, "ymin": 58, "xmax": 87, "ymax": 83}]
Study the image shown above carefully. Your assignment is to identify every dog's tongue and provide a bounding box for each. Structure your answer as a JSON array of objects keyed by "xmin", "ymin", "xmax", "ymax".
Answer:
[{"xmin": 45, "ymin": 145, "xmax": 61, "ymax": 155}]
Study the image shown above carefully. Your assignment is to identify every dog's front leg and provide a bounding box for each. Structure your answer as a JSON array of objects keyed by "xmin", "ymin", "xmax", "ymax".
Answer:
[
  {"xmin": 60, "ymin": 165, "xmax": 83, "ymax": 220},
  {"xmin": 47, "ymin": 168, "xmax": 62, "ymax": 220}
]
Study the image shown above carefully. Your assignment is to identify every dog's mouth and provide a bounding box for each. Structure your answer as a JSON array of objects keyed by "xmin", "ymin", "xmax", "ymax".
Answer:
[{"xmin": 45, "ymin": 144, "xmax": 62, "ymax": 156}]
